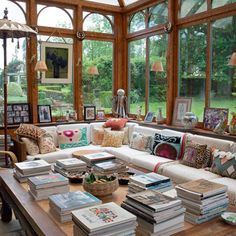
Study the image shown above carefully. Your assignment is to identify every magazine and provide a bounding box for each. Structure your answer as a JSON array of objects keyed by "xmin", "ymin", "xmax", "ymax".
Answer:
[
  {"xmin": 80, "ymin": 152, "xmax": 115, "ymax": 164},
  {"xmin": 56, "ymin": 158, "xmax": 87, "ymax": 169}
]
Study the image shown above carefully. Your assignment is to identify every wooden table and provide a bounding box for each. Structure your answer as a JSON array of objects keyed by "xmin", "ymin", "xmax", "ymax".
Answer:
[{"xmin": 0, "ymin": 168, "xmax": 236, "ymax": 236}]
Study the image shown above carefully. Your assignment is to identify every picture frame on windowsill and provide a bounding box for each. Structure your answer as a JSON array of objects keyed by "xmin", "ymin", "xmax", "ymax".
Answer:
[
  {"xmin": 144, "ymin": 111, "xmax": 154, "ymax": 123},
  {"xmin": 84, "ymin": 105, "xmax": 96, "ymax": 121},
  {"xmin": 38, "ymin": 105, "xmax": 52, "ymax": 123}
]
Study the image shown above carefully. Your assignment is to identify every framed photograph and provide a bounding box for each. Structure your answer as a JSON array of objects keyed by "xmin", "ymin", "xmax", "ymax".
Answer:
[
  {"xmin": 84, "ymin": 105, "xmax": 96, "ymax": 121},
  {"xmin": 144, "ymin": 111, "xmax": 154, "ymax": 123},
  {"xmin": 38, "ymin": 105, "xmax": 52, "ymax": 123},
  {"xmin": 203, "ymin": 107, "xmax": 229, "ymax": 130},
  {"xmin": 7, "ymin": 103, "xmax": 30, "ymax": 125},
  {"xmin": 96, "ymin": 109, "xmax": 105, "ymax": 120},
  {"xmin": 172, "ymin": 97, "xmax": 192, "ymax": 126},
  {"xmin": 41, "ymin": 42, "xmax": 73, "ymax": 84}
]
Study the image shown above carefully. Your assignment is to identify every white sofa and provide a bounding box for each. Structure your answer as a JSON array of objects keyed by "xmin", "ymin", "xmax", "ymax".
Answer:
[{"xmin": 13, "ymin": 121, "xmax": 236, "ymax": 206}]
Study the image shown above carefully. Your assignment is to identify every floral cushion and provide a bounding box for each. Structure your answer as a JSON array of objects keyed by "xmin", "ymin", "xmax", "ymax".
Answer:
[
  {"xmin": 129, "ymin": 132, "xmax": 152, "ymax": 152},
  {"xmin": 101, "ymin": 129, "xmax": 124, "ymax": 147},
  {"xmin": 181, "ymin": 141, "xmax": 207, "ymax": 168},
  {"xmin": 21, "ymin": 137, "xmax": 39, "ymax": 156},
  {"xmin": 38, "ymin": 133, "xmax": 57, "ymax": 154},
  {"xmin": 103, "ymin": 118, "xmax": 128, "ymax": 130},
  {"xmin": 15, "ymin": 124, "xmax": 46, "ymax": 140},
  {"xmin": 92, "ymin": 127, "xmax": 111, "ymax": 145},
  {"xmin": 57, "ymin": 127, "xmax": 88, "ymax": 149},
  {"xmin": 210, "ymin": 149, "xmax": 236, "ymax": 179}
]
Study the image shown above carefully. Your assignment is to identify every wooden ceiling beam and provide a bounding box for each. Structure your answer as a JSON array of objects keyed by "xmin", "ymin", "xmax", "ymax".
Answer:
[{"xmin": 118, "ymin": 0, "xmax": 125, "ymax": 8}]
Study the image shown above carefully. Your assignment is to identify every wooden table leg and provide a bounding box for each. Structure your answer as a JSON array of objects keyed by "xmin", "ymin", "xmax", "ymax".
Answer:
[{"xmin": 0, "ymin": 192, "xmax": 12, "ymax": 222}]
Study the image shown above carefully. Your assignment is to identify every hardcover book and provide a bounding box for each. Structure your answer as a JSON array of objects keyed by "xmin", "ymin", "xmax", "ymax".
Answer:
[
  {"xmin": 80, "ymin": 152, "xmax": 115, "ymax": 164},
  {"xmin": 56, "ymin": 158, "xmax": 87, "ymax": 169}
]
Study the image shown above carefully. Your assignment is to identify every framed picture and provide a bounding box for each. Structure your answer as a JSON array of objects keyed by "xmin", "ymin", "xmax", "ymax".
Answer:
[
  {"xmin": 41, "ymin": 42, "xmax": 73, "ymax": 84},
  {"xmin": 84, "ymin": 106, "xmax": 96, "ymax": 121},
  {"xmin": 144, "ymin": 111, "xmax": 154, "ymax": 123},
  {"xmin": 6, "ymin": 103, "xmax": 30, "ymax": 125},
  {"xmin": 203, "ymin": 107, "xmax": 229, "ymax": 130},
  {"xmin": 172, "ymin": 97, "xmax": 192, "ymax": 126},
  {"xmin": 97, "ymin": 109, "xmax": 105, "ymax": 120},
  {"xmin": 38, "ymin": 105, "xmax": 52, "ymax": 123}
]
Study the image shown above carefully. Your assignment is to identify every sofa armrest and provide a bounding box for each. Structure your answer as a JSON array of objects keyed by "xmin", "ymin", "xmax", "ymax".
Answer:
[{"xmin": 11, "ymin": 137, "xmax": 27, "ymax": 162}]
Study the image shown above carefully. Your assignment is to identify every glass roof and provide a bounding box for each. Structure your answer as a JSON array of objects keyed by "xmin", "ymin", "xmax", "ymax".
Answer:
[{"xmin": 85, "ymin": 0, "xmax": 140, "ymax": 7}]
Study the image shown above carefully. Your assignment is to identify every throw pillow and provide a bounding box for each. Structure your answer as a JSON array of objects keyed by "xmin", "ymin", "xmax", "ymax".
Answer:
[
  {"xmin": 103, "ymin": 118, "xmax": 128, "ymax": 130},
  {"xmin": 21, "ymin": 137, "xmax": 39, "ymax": 156},
  {"xmin": 181, "ymin": 141, "xmax": 207, "ymax": 168},
  {"xmin": 210, "ymin": 149, "xmax": 236, "ymax": 179},
  {"xmin": 38, "ymin": 133, "xmax": 57, "ymax": 154},
  {"xmin": 151, "ymin": 133, "xmax": 183, "ymax": 160},
  {"xmin": 122, "ymin": 126, "xmax": 129, "ymax": 145},
  {"xmin": 15, "ymin": 124, "xmax": 46, "ymax": 140},
  {"xmin": 101, "ymin": 129, "xmax": 124, "ymax": 148},
  {"xmin": 129, "ymin": 132, "xmax": 152, "ymax": 152},
  {"xmin": 92, "ymin": 127, "xmax": 111, "ymax": 145},
  {"xmin": 57, "ymin": 127, "xmax": 88, "ymax": 149}
]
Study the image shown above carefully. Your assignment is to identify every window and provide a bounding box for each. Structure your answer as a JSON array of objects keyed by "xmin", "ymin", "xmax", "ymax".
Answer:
[
  {"xmin": 212, "ymin": 0, "xmax": 236, "ymax": 9},
  {"xmin": 83, "ymin": 12, "xmax": 113, "ymax": 34},
  {"xmin": 128, "ymin": 39, "xmax": 146, "ymax": 114},
  {"xmin": 82, "ymin": 40, "xmax": 113, "ymax": 112},
  {"xmin": 178, "ymin": 23, "xmax": 207, "ymax": 121},
  {"xmin": 129, "ymin": 12, "xmax": 145, "ymax": 33},
  {"xmin": 211, "ymin": 16, "xmax": 236, "ymax": 116},
  {"xmin": 179, "ymin": 0, "xmax": 207, "ymax": 18}
]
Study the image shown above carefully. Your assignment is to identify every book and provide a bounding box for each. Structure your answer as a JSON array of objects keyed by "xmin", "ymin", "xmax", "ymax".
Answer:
[
  {"xmin": 92, "ymin": 159, "xmax": 127, "ymax": 172},
  {"xmin": 72, "ymin": 202, "xmax": 136, "ymax": 233},
  {"xmin": 49, "ymin": 191, "xmax": 102, "ymax": 213},
  {"xmin": 129, "ymin": 172, "xmax": 170, "ymax": 187},
  {"xmin": 56, "ymin": 158, "xmax": 87, "ymax": 169},
  {"xmin": 28, "ymin": 173, "xmax": 69, "ymax": 189},
  {"xmin": 15, "ymin": 159, "xmax": 51, "ymax": 175},
  {"xmin": 176, "ymin": 179, "xmax": 227, "ymax": 200},
  {"xmin": 80, "ymin": 152, "xmax": 115, "ymax": 165},
  {"xmin": 126, "ymin": 190, "xmax": 182, "ymax": 212}
]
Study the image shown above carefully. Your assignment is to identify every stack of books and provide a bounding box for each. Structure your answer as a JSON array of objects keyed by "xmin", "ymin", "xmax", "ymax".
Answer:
[
  {"xmin": 122, "ymin": 190, "xmax": 185, "ymax": 236},
  {"xmin": 128, "ymin": 172, "xmax": 173, "ymax": 194},
  {"xmin": 49, "ymin": 191, "xmax": 102, "ymax": 223},
  {"xmin": 92, "ymin": 159, "xmax": 128, "ymax": 175},
  {"xmin": 176, "ymin": 179, "xmax": 228, "ymax": 224},
  {"xmin": 79, "ymin": 152, "xmax": 116, "ymax": 167},
  {"xmin": 54, "ymin": 158, "xmax": 87, "ymax": 176},
  {"xmin": 14, "ymin": 159, "xmax": 51, "ymax": 183},
  {"xmin": 72, "ymin": 202, "xmax": 137, "ymax": 236},
  {"xmin": 28, "ymin": 173, "xmax": 69, "ymax": 200}
]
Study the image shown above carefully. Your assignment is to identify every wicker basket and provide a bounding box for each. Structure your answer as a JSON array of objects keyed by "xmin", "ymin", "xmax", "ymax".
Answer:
[{"xmin": 83, "ymin": 177, "xmax": 119, "ymax": 197}]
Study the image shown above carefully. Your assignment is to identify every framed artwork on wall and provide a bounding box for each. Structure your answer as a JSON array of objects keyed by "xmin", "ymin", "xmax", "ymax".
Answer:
[
  {"xmin": 144, "ymin": 111, "xmax": 154, "ymax": 123},
  {"xmin": 41, "ymin": 42, "xmax": 73, "ymax": 84},
  {"xmin": 7, "ymin": 103, "xmax": 30, "ymax": 125},
  {"xmin": 38, "ymin": 105, "xmax": 52, "ymax": 123},
  {"xmin": 84, "ymin": 105, "xmax": 96, "ymax": 121},
  {"xmin": 172, "ymin": 97, "xmax": 192, "ymax": 126},
  {"xmin": 203, "ymin": 107, "xmax": 229, "ymax": 130}
]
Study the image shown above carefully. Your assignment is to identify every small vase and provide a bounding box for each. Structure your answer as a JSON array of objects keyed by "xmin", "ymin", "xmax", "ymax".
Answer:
[
  {"xmin": 182, "ymin": 112, "xmax": 198, "ymax": 129},
  {"xmin": 156, "ymin": 108, "xmax": 164, "ymax": 124}
]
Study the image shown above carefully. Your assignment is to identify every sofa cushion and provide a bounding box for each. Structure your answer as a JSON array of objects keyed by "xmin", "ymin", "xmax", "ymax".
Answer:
[
  {"xmin": 38, "ymin": 133, "xmax": 57, "ymax": 154},
  {"xmin": 57, "ymin": 127, "xmax": 88, "ymax": 149},
  {"xmin": 92, "ymin": 127, "xmax": 110, "ymax": 145},
  {"xmin": 133, "ymin": 126, "xmax": 162, "ymax": 137},
  {"xmin": 129, "ymin": 132, "xmax": 152, "ymax": 152},
  {"xmin": 21, "ymin": 137, "xmax": 39, "ymax": 156},
  {"xmin": 41, "ymin": 126, "xmax": 58, "ymax": 147},
  {"xmin": 210, "ymin": 149, "xmax": 236, "ymax": 179},
  {"xmin": 103, "ymin": 118, "xmax": 128, "ymax": 130},
  {"xmin": 15, "ymin": 124, "xmax": 46, "ymax": 140},
  {"xmin": 122, "ymin": 127, "xmax": 129, "ymax": 145},
  {"xmin": 161, "ymin": 163, "xmax": 221, "ymax": 184},
  {"xmin": 101, "ymin": 129, "xmax": 124, "ymax": 147},
  {"xmin": 181, "ymin": 141, "xmax": 207, "ymax": 169}
]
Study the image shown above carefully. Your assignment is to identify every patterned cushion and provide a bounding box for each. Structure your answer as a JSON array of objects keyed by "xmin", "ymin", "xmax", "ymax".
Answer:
[
  {"xmin": 181, "ymin": 141, "xmax": 207, "ymax": 168},
  {"xmin": 92, "ymin": 127, "xmax": 111, "ymax": 145},
  {"xmin": 101, "ymin": 129, "xmax": 124, "ymax": 147},
  {"xmin": 21, "ymin": 137, "xmax": 39, "ymax": 156},
  {"xmin": 210, "ymin": 149, "xmax": 236, "ymax": 179},
  {"xmin": 15, "ymin": 124, "xmax": 46, "ymax": 140},
  {"xmin": 122, "ymin": 127, "xmax": 129, "ymax": 145},
  {"xmin": 57, "ymin": 127, "xmax": 88, "ymax": 149},
  {"xmin": 129, "ymin": 132, "xmax": 152, "ymax": 152},
  {"xmin": 103, "ymin": 118, "xmax": 128, "ymax": 130},
  {"xmin": 38, "ymin": 133, "xmax": 57, "ymax": 154},
  {"xmin": 151, "ymin": 133, "xmax": 183, "ymax": 160}
]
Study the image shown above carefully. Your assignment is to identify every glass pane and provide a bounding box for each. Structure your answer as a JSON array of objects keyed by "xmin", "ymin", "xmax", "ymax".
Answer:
[
  {"xmin": 82, "ymin": 40, "xmax": 113, "ymax": 113},
  {"xmin": 129, "ymin": 12, "xmax": 145, "ymax": 33},
  {"xmin": 149, "ymin": 2, "xmax": 168, "ymax": 28},
  {"xmin": 149, "ymin": 34, "xmax": 168, "ymax": 118},
  {"xmin": 125, "ymin": 0, "xmax": 140, "ymax": 5},
  {"xmin": 38, "ymin": 36, "xmax": 74, "ymax": 119},
  {"xmin": 212, "ymin": 0, "xmax": 236, "ymax": 8},
  {"xmin": 37, "ymin": 6, "xmax": 73, "ymax": 29},
  {"xmin": 179, "ymin": 0, "xmax": 207, "ymax": 18},
  {"xmin": 85, "ymin": 0, "xmax": 119, "ymax": 6},
  {"xmin": 211, "ymin": 16, "xmax": 236, "ymax": 120},
  {"xmin": 83, "ymin": 13, "xmax": 113, "ymax": 33},
  {"xmin": 179, "ymin": 24, "xmax": 207, "ymax": 121},
  {"xmin": 128, "ymin": 39, "xmax": 146, "ymax": 115}
]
